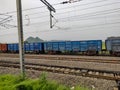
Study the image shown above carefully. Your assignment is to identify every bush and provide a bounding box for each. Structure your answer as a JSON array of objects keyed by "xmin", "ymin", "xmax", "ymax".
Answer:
[{"xmin": 0, "ymin": 74, "xmax": 89, "ymax": 90}]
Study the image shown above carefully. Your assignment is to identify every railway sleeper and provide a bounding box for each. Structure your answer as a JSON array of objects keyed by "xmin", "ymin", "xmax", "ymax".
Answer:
[
  {"xmin": 64, "ymin": 69, "xmax": 71, "ymax": 74},
  {"xmin": 59, "ymin": 68, "xmax": 65, "ymax": 72}
]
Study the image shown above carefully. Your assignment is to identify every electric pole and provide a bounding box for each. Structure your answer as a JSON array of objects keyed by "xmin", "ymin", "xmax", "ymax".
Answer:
[
  {"xmin": 16, "ymin": 0, "xmax": 25, "ymax": 78},
  {"xmin": 40, "ymin": 0, "xmax": 56, "ymax": 28}
]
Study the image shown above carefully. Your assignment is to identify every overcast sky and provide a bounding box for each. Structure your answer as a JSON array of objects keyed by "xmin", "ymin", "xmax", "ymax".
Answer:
[{"xmin": 0, "ymin": 0, "xmax": 120, "ymax": 43}]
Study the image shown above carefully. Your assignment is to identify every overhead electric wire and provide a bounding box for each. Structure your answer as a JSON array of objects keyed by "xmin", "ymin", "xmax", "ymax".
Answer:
[
  {"xmin": 1, "ymin": 7, "xmax": 120, "ymax": 30},
  {"xmin": 25, "ymin": 0, "xmax": 109, "ymax": 16},
  {"xmin": 23, "ymin": 0, "xmax": 119, "ymax": 17},
  {"xmin": 57, "ymin": 0, "xmax": 111, "ymax": 10},
  {"xmin": 0, "ymin": 13, "xmax": 12, "ymax": 17},
  {"xmin": 1, "ymin": 10, "xmax": 120, "ymax": 30},
  {"xmin": 26, "ymin": 9, "xmax": 120, "ymax": 25},
  {"xmin": 57, "ymin": 10, "xmax": 120, "ymax": 21},
  {"xmin": 26, "ymin": 15, "xmax": 120, "ymax": 27},
  {"xmin": 24, "ymin": 2, "xmax": 120, "ymax": 21},
  {"xmin": 29, "ymin": 7, "xmax": 120, "ymax": 20},
  {"xmin": 5, "ymin": 0, "xmax": 119, "ymax": 22},
  {"xmin": 0, "ymin": 20, "xmax": 120, "ymax": 36},
  {"xmin": 3, "ymin": 2, "xmax": 61, "ymax": 15},
  {"xmin": 0, "ymin": 0, "xmax": 120, "ymax": 35},
  {"xmin": 11, "ymin": 7, "xmax": 120, "ymax": 23},
  {"xmin": 3, "ymin": 0, "xmax": 112, "ymax": 15}
]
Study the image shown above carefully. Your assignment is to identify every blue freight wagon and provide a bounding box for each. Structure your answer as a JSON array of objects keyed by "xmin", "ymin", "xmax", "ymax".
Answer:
[
  {"xmin": 8, "ymin": 43, "xmax": 19, "ymax": 53},
  {"xmin": 13, "ymin": 43, "xmax": 19, "ymax": 53},
  {"xmin": 8, "ymin": 44, "xmax": 13, "ymax": 53},
  {"xmin": 25, "ymin": 42, "xmax": 43, "ymax": 53},
  {"xmin": 85, "ymin": 40, "xmax": 102, "ymax": 55},
  {"xmin": 29, "ymin": 43, "xmax": 34, "ymax": 52},
  {"xmin": 44, "ymin": 42, "xmax": 53, "ymax": 53},
  {"xmin": 44, "ymin": 42, "xmax": 59, "ymax": 53},
  {"xmin": 66, "ymin": 40, "xmax": 102, "ymax": 55},
  {"xmin": 87, "ymin": 40, "xmax": 102, "ymax": 51},
  {"xmin": 52, "ymin": 42, "xmax": 59, "ymax": 52},
  {"xmin": 34, "ymin": 42, "xmax": 44, "ymax": 53},
  {"xmin": 72, "ymin": 41, "xmax": 80, "ymax": 52},
  {"xmin": 44, "ymin": 40, "xmax": 102, "ymax": 55},
  {"xmin": 65, "ymin": 41, "xmax": 72, "ymax": 52},
  {"xmin": 24, "ymin": 43, "xmax": 30, "ymax": 53},
  {"xmin": 58, "ymin": 41, "xmax": 66, "ymax": 53},
  {"xmin": 80, "ymin": 41, "xmax": 88, "ymax": 52},
  {"xmin": 106, "ymin": 37, "xmax": 120, "ymax": 56}
]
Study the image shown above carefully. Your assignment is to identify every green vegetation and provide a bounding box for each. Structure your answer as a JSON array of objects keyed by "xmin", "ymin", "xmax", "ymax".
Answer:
[
  {"xmin": 102, "ymin": 42, "xmax": 106, "ymax": 50},
  {"xmin": 0, "ymin": 74, "xmax": 89, "ymax": 90}
]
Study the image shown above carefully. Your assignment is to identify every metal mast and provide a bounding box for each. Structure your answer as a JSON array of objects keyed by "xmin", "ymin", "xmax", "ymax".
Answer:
[
  {"xmin": 40, "ymin": 0, "xmax": 56, "ymax": 28},
  {"xmin": 16, "ymin": 0, "xmax": 25, "ymax": 78}
]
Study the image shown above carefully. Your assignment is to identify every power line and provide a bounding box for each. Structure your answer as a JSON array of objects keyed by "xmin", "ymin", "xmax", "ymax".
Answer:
[
  {"xmin": 25, "ymin": 0, "xmax": 108, "ymax": 15},
  {"xmin": 28, "ymin": 13, "xmax": 120, "ymax": 26},
  {"xmin": 24, "ymin": 1, "xmax": 120, "ymax": 20},
  {"xmin": 1, "ymin": 1, "xmax": 120, "ymax": 31},
  {"xmin": 26, "ymin": 10, "xmax": 120, "ymax": 26},
  {"xmin": 0, "ymin": 21, "xmax": 120, "ymax": 36},
  {"xmin": 57, "ymin": 11, "xmax": 120, "ymax": 21},
  {"xmin": 2, "ymin": 6, "xmax": 120, "ymax": 28},
  {"xmin": 1, "ymin": 8, "xmax": 120, "ymax": 30},
  {"xmin": 29, "ymin": 8, "xmax": 120, "ymax": 20},
  {"xmin": 53, "ymin": 3, "xmax": 120, "ymax": 15},
  {"xmin": 6, "ymin": 0, "xmax": 119, "ymax": 22},
  {"xmin": 57, "ymin": 0, "xmax": 112, "ymax": 10},
  {"xmin": 3, "ymin": 0, "xmax": 113, "ymax": 15},
  {"xmin": 23, "ymin": 0, "xmax": 116, "ymax": 17},
  {"xmin": 2, "ymin": 11, "xmax": 120, "ymax": 29},
  {"xmin": 21, "ymin": 21, "xmax": 120, "ymax": 32},
  {"xmin": 3, "ymin": 2, "xmax": 60, "ymax": 15}
]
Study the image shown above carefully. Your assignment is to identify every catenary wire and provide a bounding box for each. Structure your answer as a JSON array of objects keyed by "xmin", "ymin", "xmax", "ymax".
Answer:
[
  {"xmin": 0, "ymin": 21, "xmax": 120, "ymax": 36},
  {"xmin": 3, "ymin": 0, "xmax": 113, "ymax": 15}
]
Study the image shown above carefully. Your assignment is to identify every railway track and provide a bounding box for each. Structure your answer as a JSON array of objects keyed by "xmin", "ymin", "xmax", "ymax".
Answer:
[
  {"xmin": 0, "ymin": 60, "xmax": 120, "ymax": 81},
  {"xmin": 0, "ymin": 54, "xmax": 120, "ymax": 64}
]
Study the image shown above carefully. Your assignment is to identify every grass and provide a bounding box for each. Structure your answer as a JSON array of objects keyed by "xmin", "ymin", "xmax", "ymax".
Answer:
[{"xmin": 0, "ymin": 73, "xmax": 89, "ymax": 90}]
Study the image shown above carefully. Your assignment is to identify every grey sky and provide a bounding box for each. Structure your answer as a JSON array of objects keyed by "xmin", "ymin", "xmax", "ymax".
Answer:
[{"xmin": 0, "ymin": 0, "xmax": 120, "ymax": 43}]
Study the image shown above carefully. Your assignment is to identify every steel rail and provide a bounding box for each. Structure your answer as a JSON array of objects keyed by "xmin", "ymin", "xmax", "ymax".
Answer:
[{"xmin": 0, "ymin": 61, "xmax": 120, "ymax": 81}]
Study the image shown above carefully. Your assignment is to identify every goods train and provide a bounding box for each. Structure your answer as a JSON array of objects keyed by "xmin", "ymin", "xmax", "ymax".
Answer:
[{"xmin": 0, "ymin": 37, "xmax": 120, "ymax": 56}]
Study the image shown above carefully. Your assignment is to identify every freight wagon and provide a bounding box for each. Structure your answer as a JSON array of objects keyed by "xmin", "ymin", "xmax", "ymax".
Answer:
[
  {"xmin": 0, "ymin": 44, "xmax": 7, "ymax": 53},
  {"xmin": 7, "ymin": 42, "xmax": 44, "ymax": 53},
  {"xmin": 0, "ymin": 37, "xmax": 119, "ymax": 56},
  {"xmin": 106, "ymin": 37, "xmax": 120, "ymax": 56},
  {"xmin": 44, "ymin": 40, "xmax": 102, "ymax": 55}
]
